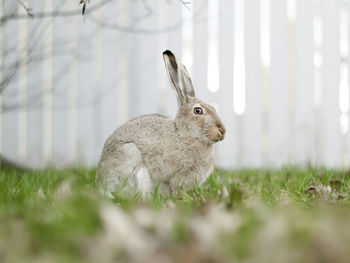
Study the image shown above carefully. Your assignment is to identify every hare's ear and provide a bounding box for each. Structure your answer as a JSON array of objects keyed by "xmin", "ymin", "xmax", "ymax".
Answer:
[
  {"xmin": 180, "ymin": 64, "xmax": 195, "ymax": 98},
  {"xmin": 163, "ymin": 50, "xmax": 195, "ymax": 105},
  {"xmin": 163, "ymin": 50, "xmax": 186, "ymax": 105}
]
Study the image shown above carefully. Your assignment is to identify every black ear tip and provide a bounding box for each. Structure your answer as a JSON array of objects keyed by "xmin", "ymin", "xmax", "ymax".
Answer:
[{"xmin": 163, "ymin": 50, "xmax": 174, "ymax": 56}]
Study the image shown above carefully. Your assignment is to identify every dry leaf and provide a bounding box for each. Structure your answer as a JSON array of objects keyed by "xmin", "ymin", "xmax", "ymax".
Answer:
[{"xmin": 305, "ymin": 186, "xmax": 316, "ymax": 195}]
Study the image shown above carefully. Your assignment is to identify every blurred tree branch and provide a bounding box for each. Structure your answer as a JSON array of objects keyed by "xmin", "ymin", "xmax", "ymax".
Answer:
[
  {"xmin": 0, "ymin": 0, "xmax": 113, "ymax": 25},
  {"xmin": 18, "ymin": 0, "xmax": 34, "ymax": 18},
  {"xmin": 0, "ymin": 0, "xmax": 195, "ymax": 113}
]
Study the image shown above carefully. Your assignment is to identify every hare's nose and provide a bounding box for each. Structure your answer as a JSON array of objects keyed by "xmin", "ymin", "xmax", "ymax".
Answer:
[{"xmin": 217, "ymin": 123, "xmax": 226, "ymax": 138}]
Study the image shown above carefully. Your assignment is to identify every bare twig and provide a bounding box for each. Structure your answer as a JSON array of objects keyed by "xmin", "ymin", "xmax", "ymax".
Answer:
[
  {"xmin": 0, "ymin": 0, "xmax": 113, "ymax": 25},
  {"xmin": 18, "ymin": 0, "xmax": 34, "ymax": 18},
  {"xmin": 179, "ymin": 0, "xmax": 191, "ymax": 11},
  {"xmin": 87, "ymin": 15, "xmax": 183, "ymax": 35}
]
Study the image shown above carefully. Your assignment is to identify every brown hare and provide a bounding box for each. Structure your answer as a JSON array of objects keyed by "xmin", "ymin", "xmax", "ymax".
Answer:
[{"xmin": 96, "ymin": 50, "xmax": 226, "ymax": 197}]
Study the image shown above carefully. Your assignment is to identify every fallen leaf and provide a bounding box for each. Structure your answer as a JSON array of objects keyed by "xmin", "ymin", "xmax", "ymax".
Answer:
[{"xmin": 305, "ymin": 186, "xmax": 316, "ymax": 195}]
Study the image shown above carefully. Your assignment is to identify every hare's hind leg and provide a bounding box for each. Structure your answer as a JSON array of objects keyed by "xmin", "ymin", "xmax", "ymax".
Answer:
[
  {"xmin": 117, "ymin": 143, "xmax": 153, "ymax": 195},
  {"xmin": 97, "ymin": 143, "xmax": 153, "ymax": 197}
]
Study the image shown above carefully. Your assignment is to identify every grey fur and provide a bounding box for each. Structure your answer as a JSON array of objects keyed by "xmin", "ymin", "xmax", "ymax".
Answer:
[{"xmin": 96, "ymin": 50, "xmax": 226, "ymax": 197}]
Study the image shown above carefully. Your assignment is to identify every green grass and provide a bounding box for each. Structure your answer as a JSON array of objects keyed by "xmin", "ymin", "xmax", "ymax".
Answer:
[{"xmin": 0, "ymin": 167, "xmax": 350, "ymax": 262}]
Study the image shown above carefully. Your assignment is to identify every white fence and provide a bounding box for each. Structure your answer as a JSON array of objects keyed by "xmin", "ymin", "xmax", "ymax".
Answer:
[{"xmin": 0, "ymin": 0, "xmax": 350, "ymax": 169}]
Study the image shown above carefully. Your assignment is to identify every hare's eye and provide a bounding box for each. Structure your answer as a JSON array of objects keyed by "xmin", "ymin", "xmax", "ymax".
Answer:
[{"xmin": 194, "ymin": 107, "xmax": 203, "ymax": 115}]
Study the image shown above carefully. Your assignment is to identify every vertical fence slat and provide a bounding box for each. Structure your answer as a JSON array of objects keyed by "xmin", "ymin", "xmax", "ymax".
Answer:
[
  {"xmin": 67, "ymin": 2, "xmax": 78, "ymax": 165},
  {"xmin": 92, "ymin": 4, "xmax": 104, "ymax": 164},
  {"xmin": 321, "ymin": 0, "xmax": 341, "ymax": 167},
  {"xmin": 52, "ymin": 2, "xmax": 70, "ymax": 167},
  {"xmin": 0, "ymin": 0, "xmax": 3, "ymax": 155},
  {"xmin": 128, "ymin": 7, "xmax": 141, "ymax": 120},
  {"xmin": 216, "ymin": 0, "xmax": 235, "ymax": 169},
  {"xmin": 287, "ymin": 1, "xmax": 296, "ymax": 164},
  {"xmin": 347, "ymin": 2, "xmax": 350, "ymax": 166},
  {"xmin": 243, "ymin": 0, "xmax": 262, "ymax": 167},
  {"xmin": 115, "ymin": 2, "xmax": 129, "ymax": 127},
  {"xmin": 295, "ymin": 0, "xmax": 314, "ymax": 165},
  {"xmin": 100, "ymin": 3, "xmax": 120, "ymax": 148},
  {"xmin": 2, "ymin": 1, "xmax": 18, "ymax": 163},
  {"xmin": 339, "ymin": 2, "xmax": 350, "ymax": 167},
  {"xmin": 193, "ymin": 0, "xmax": 209, "ymax": 102},
  {"xmin": 26, "ymin": 0, "xmax": 43, "ymax": 167},
  {"xmin": 269, "ymin": 0, "xmax": 289, "ymax": 166},
  {"xmin": 17, "ymin": 1, "xmax": 28, "ymax": 163},
  {"xmin": 42, "ymin": 0, "xmax": 53, "ymax": 165},
  {"xmin": 77, "ymin": 5, "xmax": 99, "ymax": 166},
  {"xmin": 260, "ymin": 0, "xmax": 271, "ymax": 165}
]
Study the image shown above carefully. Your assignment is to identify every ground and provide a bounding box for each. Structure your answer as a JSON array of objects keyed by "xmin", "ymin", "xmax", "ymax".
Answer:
[{"xmin": 0, "ymin": 167, "xmax": 350, "ymax": 263}]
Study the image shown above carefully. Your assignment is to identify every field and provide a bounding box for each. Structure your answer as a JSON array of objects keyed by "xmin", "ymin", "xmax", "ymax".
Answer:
[{"xmin": 1, "ymin": 166, "xmax": 350, "ymax": 263}]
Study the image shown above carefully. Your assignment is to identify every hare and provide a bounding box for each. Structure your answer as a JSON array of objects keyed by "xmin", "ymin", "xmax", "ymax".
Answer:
[{"xmin": 96, "ymin": 50, "xmax": 226, "ymax": 197}]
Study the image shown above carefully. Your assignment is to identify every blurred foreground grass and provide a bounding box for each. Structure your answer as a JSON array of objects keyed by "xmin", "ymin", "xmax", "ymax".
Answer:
[{"xmin": 0, "ymin": 166, "xmax": 350, "ymax": 263}]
